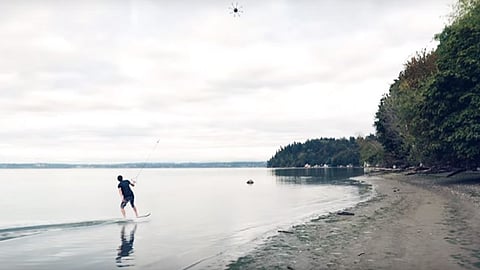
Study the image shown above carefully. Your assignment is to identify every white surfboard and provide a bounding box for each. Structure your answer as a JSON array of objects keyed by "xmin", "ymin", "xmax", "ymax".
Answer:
[{"xmin": 137, "ymin": 213, "xmax": 151, "ymax": 219}]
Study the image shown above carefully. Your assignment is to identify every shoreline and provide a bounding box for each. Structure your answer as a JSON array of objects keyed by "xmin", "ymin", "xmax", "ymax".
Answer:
[{"xmin": 227, "ymin": 172, "xmax": 480, "ymax": 269}]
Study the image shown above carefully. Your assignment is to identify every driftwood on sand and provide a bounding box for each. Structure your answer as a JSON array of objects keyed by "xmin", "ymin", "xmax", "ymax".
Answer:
[
  {"xmin": 278, "ymin": 230, "xmax": 294, "ymax": 234},
  {"xmin": 372, "ymin": 165, "xmax": 477, "ymax": 178},
  {"xmin": 337, "ymin": 211, "xmax": 355, "ymax": 216}
]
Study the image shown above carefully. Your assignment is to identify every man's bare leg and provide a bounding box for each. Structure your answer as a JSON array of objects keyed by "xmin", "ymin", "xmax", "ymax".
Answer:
[
  {"xmin": 121, "ymin": 208, "xmax": 126, "ymax": 218},
  {"xmin": 133, "ymin": 207, "xmax": 139, "ymax": 218}
]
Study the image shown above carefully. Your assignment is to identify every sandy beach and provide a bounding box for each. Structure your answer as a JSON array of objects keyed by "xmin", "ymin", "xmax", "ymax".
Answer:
[{"xmin": 227, "ymin": 172, "xmax": 480, "ymax": 270}]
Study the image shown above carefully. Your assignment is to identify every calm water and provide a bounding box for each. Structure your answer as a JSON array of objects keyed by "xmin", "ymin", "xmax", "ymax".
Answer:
[{"xmin": 0, "ymin": 168, "xmax": 368, "ymax": 269}]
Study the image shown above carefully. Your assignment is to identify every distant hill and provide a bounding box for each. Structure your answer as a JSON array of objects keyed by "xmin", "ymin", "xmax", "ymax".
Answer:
[{"xmin": 267, "ymin": 137, "xmax": 361, "ymax": 168}]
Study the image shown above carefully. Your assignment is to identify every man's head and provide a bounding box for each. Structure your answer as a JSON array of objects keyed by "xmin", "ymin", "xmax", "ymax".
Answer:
[{"xmin": 117, "ymin": 175, "xmax": 123, "ymax": 181}]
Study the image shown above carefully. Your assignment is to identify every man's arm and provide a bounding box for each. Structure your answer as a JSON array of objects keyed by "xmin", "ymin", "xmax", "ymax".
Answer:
[
  {"xmin": 129, "ymin": 180, "xmax": 136, "ymax": 187},
  {"xmin": 118, "ymin": 188, "xmax": 125, "ymax": 201}
]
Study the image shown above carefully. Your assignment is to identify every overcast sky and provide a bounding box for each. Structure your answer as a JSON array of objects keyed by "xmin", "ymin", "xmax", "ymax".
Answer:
[{"xmin": 0, "ymin": 0, "xmax": 455, "ymax": 163}]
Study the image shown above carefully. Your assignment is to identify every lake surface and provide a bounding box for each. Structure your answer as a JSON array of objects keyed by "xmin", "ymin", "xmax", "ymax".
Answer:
[{"xmin": 0, "ymin": 168, "xmax": 368, "ymax": 269}]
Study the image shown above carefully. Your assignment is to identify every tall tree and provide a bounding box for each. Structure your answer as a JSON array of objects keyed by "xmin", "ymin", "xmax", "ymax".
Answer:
[
  {"xmin": 420, "ymin": 0, "xmax": 480, "ymax": 168},
  {"xmin": 357, "ymin": 135, "xmax": 384, "ymax": 167},
  {"xmin": 374, "ymin": 50, "xmax": 438, "ymax": 167}
]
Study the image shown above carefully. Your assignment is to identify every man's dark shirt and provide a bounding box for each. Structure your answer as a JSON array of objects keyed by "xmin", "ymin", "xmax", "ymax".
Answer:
[{"xmin": 118, "ymin": 180, "xmax": 134, "ymax": 197}]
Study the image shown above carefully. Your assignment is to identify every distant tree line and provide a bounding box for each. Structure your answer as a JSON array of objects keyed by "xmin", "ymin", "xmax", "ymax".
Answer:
[
  {"xmin": 374, "ymin": 0, "xmax": 480, "ymax": 169},
  {"xmin": 267, "ymin": 137, "xmax": 356, "ymax": 168}
]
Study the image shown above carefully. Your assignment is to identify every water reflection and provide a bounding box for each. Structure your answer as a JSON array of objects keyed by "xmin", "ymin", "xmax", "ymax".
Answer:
[
  {"xmin": 272, "ymin": 168, "xmax": 364, "ymax": 185},
  {"xmin": 116, "ymin": 224, "xmax": 137, "ymax": 268}
]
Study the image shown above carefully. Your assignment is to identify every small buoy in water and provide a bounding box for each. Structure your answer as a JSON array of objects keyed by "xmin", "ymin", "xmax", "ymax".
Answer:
[{"xmin": 246, "ymin": 179, "xmax": 254, "ymax": 184}]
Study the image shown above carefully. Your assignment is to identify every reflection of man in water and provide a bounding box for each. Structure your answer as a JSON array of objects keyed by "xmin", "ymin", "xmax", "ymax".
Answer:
[{"xmin": 116, "ymin": 224, "xmax": 137, "ymax": 268}]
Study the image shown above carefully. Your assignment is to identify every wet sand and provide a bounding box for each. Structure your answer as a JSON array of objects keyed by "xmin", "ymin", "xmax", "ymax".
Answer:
[{"xmin": 227, "ymin": 172, "xmax": 480, "ymax": 269}]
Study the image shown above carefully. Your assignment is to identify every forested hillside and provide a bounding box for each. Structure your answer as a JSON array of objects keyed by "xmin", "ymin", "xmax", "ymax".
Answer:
[
  {"xmin": 269, "ymin": 0, "xmax": 479, "ymax": 170},
  {"xmin": 267, "ymin": 138, "xmax": 360, "ymax": 168},
  {"xmin": 374, "ymin": 0, "xmax": 480, "ymax": 169}
]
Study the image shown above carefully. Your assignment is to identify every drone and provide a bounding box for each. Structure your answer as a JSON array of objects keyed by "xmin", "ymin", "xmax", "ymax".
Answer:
[{"xmin": 229, "ymin": 2, "xmax": 244, "ymax": 17}]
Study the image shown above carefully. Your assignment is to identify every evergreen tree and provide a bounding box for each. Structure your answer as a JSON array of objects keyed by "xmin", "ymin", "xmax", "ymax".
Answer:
[
  {"xmin": 267, "ymin": 138, "xmax": 361, "ymax": 168},
  {"xmin": 420, "ymin": 0, "xmax": 480, "ymax": 168}
]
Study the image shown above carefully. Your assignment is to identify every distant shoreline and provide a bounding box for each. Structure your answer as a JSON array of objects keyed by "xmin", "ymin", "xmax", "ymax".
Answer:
[{"xmin": 0, "ymin": 162, "xmax": 267, "ymax": 169}]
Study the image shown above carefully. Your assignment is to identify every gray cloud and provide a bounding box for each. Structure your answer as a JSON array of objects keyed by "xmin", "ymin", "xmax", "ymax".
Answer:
[{"xmin": 0, "ymin": 0, "xmax": 455, "ymax": 162}]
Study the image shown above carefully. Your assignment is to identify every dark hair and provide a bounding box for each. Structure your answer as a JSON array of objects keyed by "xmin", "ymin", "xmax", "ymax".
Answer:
[{"xmin": 117, "ymin": 175, "xmax": 123, "ymax": 181}]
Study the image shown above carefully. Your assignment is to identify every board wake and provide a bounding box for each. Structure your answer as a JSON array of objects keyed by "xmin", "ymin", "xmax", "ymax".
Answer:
[{"xmin": 0, "ymin": 217, "xmax": 140, "ymax": 242}]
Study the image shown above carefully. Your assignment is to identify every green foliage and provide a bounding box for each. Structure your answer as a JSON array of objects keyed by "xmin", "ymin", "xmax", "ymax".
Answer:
[
  {"xmin": 374, "ymin": 0, "xmax": 480, "ymax": 168},
  {"xmin": 374, "ymin": 50, "xmax": 438, "ymax": 167},
  {"xmin": 267, "ymin": 137, "xmax": 360, "ymax": 168},
  {"xmin": 448, "ymin": 0, "xmax": 480, "ymax": 25},
  {"xmin": 357, "ymin": 134, "xmax": 384, "ymax": 167},
  {"xmin": 421, "ymin": 1, "xmax": 480, "ymax": 167}
]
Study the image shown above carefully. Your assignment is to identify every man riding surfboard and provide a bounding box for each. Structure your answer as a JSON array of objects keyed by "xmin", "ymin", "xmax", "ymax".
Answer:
[{"xmin": 117, "ymin": 175, "xmax": 139, "ymax": 218}]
